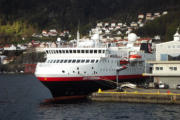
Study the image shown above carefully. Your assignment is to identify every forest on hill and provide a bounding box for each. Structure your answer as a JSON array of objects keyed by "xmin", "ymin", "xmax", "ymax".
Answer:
[{"xmin": 0, "ymin": 0, "xmax": 180, "ymax": 43}]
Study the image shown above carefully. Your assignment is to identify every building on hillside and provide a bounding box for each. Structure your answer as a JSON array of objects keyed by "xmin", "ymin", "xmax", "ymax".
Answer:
[{"xmin": 143, "ymin": 28, "xmax": 180, "ymax": 88}]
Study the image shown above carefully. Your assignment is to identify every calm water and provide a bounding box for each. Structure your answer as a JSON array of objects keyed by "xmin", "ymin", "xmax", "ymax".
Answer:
[{"xmin": 0, "ymin": 74, "xmax": 180, "ymax": 120}]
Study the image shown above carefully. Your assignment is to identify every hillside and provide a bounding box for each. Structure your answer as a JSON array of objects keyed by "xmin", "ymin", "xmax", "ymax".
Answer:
[{"xmin": 0, "ymin": 0, "xmax": 180, "ymax": 43}]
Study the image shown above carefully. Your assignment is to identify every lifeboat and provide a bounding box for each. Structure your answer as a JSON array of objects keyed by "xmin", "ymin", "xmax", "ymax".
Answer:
[
  {"xmin": 129, "ymin": 54, "xmax": 142, "ymax": 61},
  {"xmin": 120, "ymin": 59, "xmax": 129, "ymax": 65}
]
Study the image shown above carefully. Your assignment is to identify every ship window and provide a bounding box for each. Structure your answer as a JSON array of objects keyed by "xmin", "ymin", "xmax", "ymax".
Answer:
[
  {"xmin": 73, "ymin": 50, "xmax": 76, "ymax": 53},
  {"xmin": 94, "ymin": 50, "xmax": 97, "ymax": 53},
  {"xmin": 70, "ymin": 50, "xmax": 72, "ymax": 53},
  {"xmin": 86, "ymin": 59, "xmax": 90, "ymax": 63},
  {"xmin": 91, "ymin": 60, "xmax": 95, "ymax": 63},
  {"xmin": 103, "ymin": 50, "xmax": 105, "ymax": 53},
  {"xmin": 98, "ymin": 50, "xmax": 101, "ymax": 53},
  {"xmin": 62, "ymin": 50, "xmax": 65, "ymax": 53},
  {"xmin": 64, "ymin": 60, "xmax": 67, "ymax": 63},
  {"xmin": 77, "ymin": 60, "xmax": 80, "ymax": 63},
  {"xmin": 47, "ymin": 60, "xmax": 50, "ymax": 63},
  {"xmin": 60, "ymin": 60, "xmax": 63, "ymax": 63},
  {"xmin": 77, "ymin": 50, "xmax": 80, "ymax": 53},
  {"xmin": 59, "ymin": 50, "xmax": 61, "ymax": 53},
  {"xmin": 81, "ymin": 60, "xmax": 85, "ymax": 63},
  {"xmin": 72, "ymin": 59, "xmax": 76, "ymax": 63},
  {"xmin": 46, "ymin": 50, "xmax": 49, "ymax": 54},
  {"xmin": 53, "ymin": 60, "xmax": 56, "ymax": 63},
  {"xmin": 62, "ymin": 70, "xmax": 65, "ymax": 73},
  {"xmin": 86, "ymin": 50, "xmax": 89, "ymax": 53},
  {"xmin": 90, "ymin": 50, "xmax": 93, "ymax": 53},
  {"xmin": 66, "ymin": 50, "xmax": 69, "ymax": 53},
  {"xmin": 56, "ymin": 50, "xmax": 59, "ymax": 53},
  {"xmin": 95, "ymin": 60, "xmax": 99, "ymax": 63},
  {"xmin": 82, "ymin": 50, "xmax": 84, "ymax": 53},
  {"xmin": 57, "ymin": 60, "xmax": 60, "ymax": 63},
  {"xmin": 68, "ymin": 60, "xmax": 72, "ymax": 63}
]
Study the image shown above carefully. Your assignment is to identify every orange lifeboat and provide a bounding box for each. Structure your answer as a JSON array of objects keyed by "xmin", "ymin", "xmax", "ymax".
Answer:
[{"xmin": 129, "ymin": 54, "xmax": 142, "ymax": 61}]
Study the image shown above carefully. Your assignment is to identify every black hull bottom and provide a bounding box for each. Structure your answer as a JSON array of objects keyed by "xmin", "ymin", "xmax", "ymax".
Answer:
[
  {"xmin": 41, "ymin": 78, "xmax": 147, "ymax": 98},
  {"xmin": 41, "ymin": 80, "xmax": 116, "ymax": 97}
]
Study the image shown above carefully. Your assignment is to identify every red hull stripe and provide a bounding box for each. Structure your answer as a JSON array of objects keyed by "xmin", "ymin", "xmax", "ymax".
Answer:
[{"xmin": 37, "ymin": 75, "xmax": 145, "ymax": 82}]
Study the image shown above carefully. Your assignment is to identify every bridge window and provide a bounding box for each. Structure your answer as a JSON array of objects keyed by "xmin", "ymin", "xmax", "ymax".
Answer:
[
  {"xmin": 68, "ymin": 60, "xmax": 72, "ymax": 63},
  {"xmin": 98, "ymin": 50, "xmax": 101, "ymax": 53},
  {"xmin": 95, "ymin": 60, "xmax": 99, "ymax": 63},
  {"xmin": 66, "ymin": 50, "xmax": 69, "ymax": 53},
  {"xmin": 57, "ymin": 60, "xmax": 60, "ymax": 63},
  {"xmin": 77, "ymin": 50, "xmax": 80, "ymax": 53},
  {"xmin": 64, "ymin": 60, "xmax": 67, "ymax": 63},
  {"xmin": 62, "ymin": 50, "xmax": 65, "ymax": 53},
  {"xmin": 56, "ymin": 50, "xmax": 59, "ymax": 53},
  {"xmin": 82, "ymin": 50, "xmax": 84, "ymax": 53},
  {"xmin": 70, "ymin": 50, "xmax": 72, "ymax": 53},
  {"xmin": 59, "ymin": 50, "xmax": 61, "ymax": 53},
  {"xmin": 60, "ymin": 60, "xmax": 63, "ymax": 63}
]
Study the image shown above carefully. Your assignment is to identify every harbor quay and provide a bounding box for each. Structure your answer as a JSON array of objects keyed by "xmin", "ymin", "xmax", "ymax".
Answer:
[{"xmin": 89, "ymin": 88, "xmax": 180, "ymax": 104}]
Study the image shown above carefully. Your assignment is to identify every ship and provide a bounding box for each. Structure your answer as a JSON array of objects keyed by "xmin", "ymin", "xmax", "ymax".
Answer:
[{"xmin": 35, "ymin": 31, "xmax": 155, "ymax": 98}]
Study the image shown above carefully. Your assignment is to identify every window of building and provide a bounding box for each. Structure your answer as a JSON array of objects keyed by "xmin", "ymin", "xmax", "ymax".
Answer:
[
  {"xmin": 160, "ymin": 67, "xmax": 163, "ymax": 70},
  {"xmin": 169, "ymin": 67, "xmax": 177, "ymax": 71},
  {"xmin": 155, "ymin": 67, "xmax": 159, "ymax": 70}
]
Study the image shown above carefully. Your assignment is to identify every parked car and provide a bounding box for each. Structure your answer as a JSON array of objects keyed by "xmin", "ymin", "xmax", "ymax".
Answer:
[
  {"xmin": 154, "ymin": 82, "xmax": 169, "ymax": 89},
  {"xmin": 176, "ymin": 84, "xmax": 180, "ymax": 89},
  {"xmin": 158, "ymin": 83, "xmax": 169, "ymax": 89}
]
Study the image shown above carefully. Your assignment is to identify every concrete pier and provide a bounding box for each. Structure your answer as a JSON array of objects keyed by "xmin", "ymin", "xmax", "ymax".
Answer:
[{"xmin": 89, "ymin": 89, "xmax": 180, "ymax": 104}]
